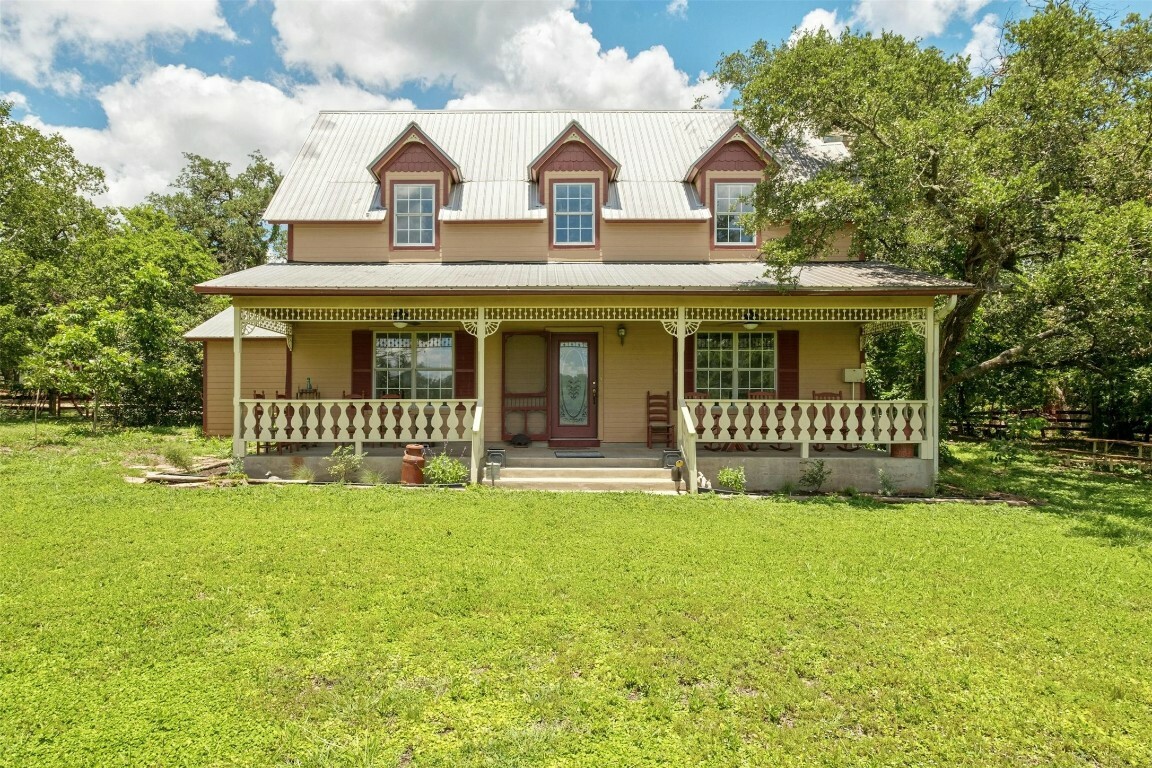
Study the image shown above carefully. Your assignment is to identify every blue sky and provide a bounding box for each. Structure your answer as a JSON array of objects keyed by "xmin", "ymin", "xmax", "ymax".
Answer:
[{"xmin": 0, "ymin": 0, "xmax": 1116, "ymax": 206}]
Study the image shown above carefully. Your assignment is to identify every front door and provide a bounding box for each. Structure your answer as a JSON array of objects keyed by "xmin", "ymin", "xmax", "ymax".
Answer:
[{"xmin": 549, "ymin": 333, "xmax": 598, "ymax": 445}]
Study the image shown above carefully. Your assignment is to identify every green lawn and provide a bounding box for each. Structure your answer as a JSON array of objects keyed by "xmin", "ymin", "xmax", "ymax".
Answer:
[{"xmin": 1, "ymin": 421, "xmax": 1150, "ymax": 767}]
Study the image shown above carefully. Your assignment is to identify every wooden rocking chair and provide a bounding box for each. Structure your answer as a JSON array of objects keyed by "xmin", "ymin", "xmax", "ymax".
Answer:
[{"xmin": 646, "ymin": 391, "xmax": 674, "ymax": 449}]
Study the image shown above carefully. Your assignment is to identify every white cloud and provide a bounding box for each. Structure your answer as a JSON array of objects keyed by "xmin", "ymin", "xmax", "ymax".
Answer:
[
  {"xmin": 446, "ymin": 9, "xmax": 726, "ymax": 110},
  {"xmin": 23, "ymin": 66, "xmax": 413, "ymax": 207},
  {"xmin": 271, "ymin": 0, "xmax": 572, "ymax": 90},
  {"xmin": 0, "ymin": 0, "xmax": 234, "ymax": 93},
  {"xmin": 2, "ymin": 91, "xmax": 30, "ymax": 110},
  {"xmin": 789, "ymin": 8, "xmax": 846, "ymax": 44},
  {"xmin": 963, "ymin": 13, "xmax": 1002, "ymax": 74},
  {"xmin": 666, "ymin": 0, "xmax": 688, "ymax": 18},
  {"xmin": 851, "ymin": 0, "xmax": 989, "ymax": 39}
]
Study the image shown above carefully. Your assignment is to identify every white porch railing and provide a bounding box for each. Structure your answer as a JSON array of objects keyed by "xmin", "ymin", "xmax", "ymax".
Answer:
[
  {"xmin": 679, "ymin": 402, "xmax": 699, "ymax": 494},
  {"xmin": 239, "ymin": 398, "xmax": 479, "ymax": 447},
  {"xmin": 684, "ymin": 398, "xmax": 927, "ymax": 450}
]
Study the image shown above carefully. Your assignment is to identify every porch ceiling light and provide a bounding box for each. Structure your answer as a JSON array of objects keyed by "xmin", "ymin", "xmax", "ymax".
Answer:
[
  {"xmin": 617, "ymin": 323, "xmax": 627, "ymax": 345},
  {"xmin": 742, "ymin": 310, "xmax": 761, "ymax": 330},
  {"xmin": 392, "ymin": 309, "xmax": 410, "ymax": 328}
]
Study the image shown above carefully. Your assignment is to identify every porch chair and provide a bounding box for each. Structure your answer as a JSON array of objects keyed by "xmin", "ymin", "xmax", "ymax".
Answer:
[
  {"xmin": 811, "ymin": 390, "xmax": 860, "ymax": 452},
  {"xmin": 646, "ymin": 391, "xmax": 674, "ymax": 449}
]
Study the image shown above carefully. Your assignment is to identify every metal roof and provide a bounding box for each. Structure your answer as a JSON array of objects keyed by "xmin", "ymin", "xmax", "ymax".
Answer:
[
  {"xmin": 196, "ymin": 261, "xmax": 973, "ymax": 296},
  {"xmin": 183, "ymin": 308, "xmax": 285, "ymax": 340},
  {"xmin": 264, "ymin": 110, "xmax": 848, "ymax": 222}
]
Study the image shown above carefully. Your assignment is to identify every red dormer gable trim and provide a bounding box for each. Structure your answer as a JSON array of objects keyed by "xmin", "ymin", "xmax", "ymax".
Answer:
[
  {"xmin": 368, "ymin": 122, "xmax": 462, "ymax": 185},
  {"xmin": 529, "ymin": 121, "xmax": 620, "ymax": 183},
  {"xmin": 684, "ymin": 123, "xmax": 771, "ymax": 183}
]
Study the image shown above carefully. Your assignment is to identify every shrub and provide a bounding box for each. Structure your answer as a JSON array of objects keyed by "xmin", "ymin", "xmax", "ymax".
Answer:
[
  {"xmin": 358, "ymin": 468, "xmax": 385, "ymax": 486},
  {"xmin": 799, "ymin": 459, "xmax": 830, "ymax": 493},
  {"xmin": 324, "ymin": 445, "xmax": 363, "ymax": 484},
  {"xmin": 224, "ymin": 456, "xmax": 248, "ymax": 481},
  {"xmin": 777, "ymin": 480, "xmax": 796, "ymax": 496},
  {"xmin": 717, "ymin": 465, "xmax": 747, "ymax": 493},
  {"xmin": 161, "ymin": 442, "xmax": 194, "ymax": 472},
  {"xmin": 877, "ymin": 468, "xmax": 898, "ymax": 496},
  {"xmin": 291, "ymin": 463, "xmax": 316, "ymax": 482},
  {"xmin": 423, "ymin": 451, "xmax": 469, "ymax": 485}
]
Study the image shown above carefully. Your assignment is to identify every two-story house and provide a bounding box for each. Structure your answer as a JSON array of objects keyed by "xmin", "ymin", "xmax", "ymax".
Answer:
[{"xmin": 185, "ymin": 110, "xmax": 971, "ymax": 492}]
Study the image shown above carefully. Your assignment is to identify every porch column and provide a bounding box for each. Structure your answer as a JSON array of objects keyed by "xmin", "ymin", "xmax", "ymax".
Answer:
[
  {"xmin": 675, "ymin": 306, "xmax": 686, "ymax": 404},
  {"xmin": 232, "ymin": 304, "xmax": 245, "ymax": 459},
  {"xmin": 924, "ymin": 307, "xmax": 938, "ymax": 481},
  {"xmin": 471, "ymin": 307, "xmax": 487, "ymax": 484}
]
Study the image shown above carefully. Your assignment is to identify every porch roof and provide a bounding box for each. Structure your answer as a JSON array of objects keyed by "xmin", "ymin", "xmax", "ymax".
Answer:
[
  {"xmin": 184, "ymin": 309, "xmax": 285, "ymax": 340},
  {"xmin": 196, "ymin": 261, "xmax": 974, "ymax": 297}
]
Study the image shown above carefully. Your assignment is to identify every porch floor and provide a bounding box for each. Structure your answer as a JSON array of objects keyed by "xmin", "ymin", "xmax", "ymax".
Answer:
[{"xmin": 249, "ymin": 441, "xmax": 892, "ymax": 462}]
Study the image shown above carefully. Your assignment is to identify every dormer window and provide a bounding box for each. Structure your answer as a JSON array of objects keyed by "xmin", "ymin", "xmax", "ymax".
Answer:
[
  {"xmin": 714, "ymin": 182, "xmax": 756, "ymax": 245},
  {"xmin": 553, "ymin": 182, "xmax": 595, "ymax": 245},
  {"xmin": 393, "ymin": 183, "xmax": 436, "ymax": 246}
]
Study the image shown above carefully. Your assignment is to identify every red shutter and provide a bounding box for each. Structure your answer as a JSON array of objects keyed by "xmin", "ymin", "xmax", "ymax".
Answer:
[
  {"xmin": 777, "ymin": 330, "xmax": 799, "ymax": 399},
  {"xmin": 683, "ymin": 334, "xmax": 696, "ymax": 397},
  {"xmin": 455, "ymin": 331, "xmax": 477, "ymax": 398},
  {"xmin": 351, "ymin": 329, "xmax": 373, "ymax": 397}
]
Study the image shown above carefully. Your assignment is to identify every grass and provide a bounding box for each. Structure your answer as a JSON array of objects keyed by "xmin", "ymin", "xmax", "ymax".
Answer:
[{"xmin": 1, "ymin": 419, "xmax": 1150, "ymax": 767}]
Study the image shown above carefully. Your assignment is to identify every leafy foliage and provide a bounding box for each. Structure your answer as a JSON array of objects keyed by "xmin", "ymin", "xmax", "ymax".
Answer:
[
  {"xmin": 715, "ymin": 2, "xmax": 1152, "ymax": 434},
  {"xmin": 798, "ymin": 458, "xmax": 831, "ymax": 492},
  {"xmin": 423, "ymin": 451, "xmax": 469, "ymax": 485},
  {"xmin": 324, "ymin": 445, "xmax": 364, "ymax": 484},
  {"xmin": 148, "ymin": 152, "xmax": 283, "ymax": 273},
  {"xmin": 717, "ymin": 465, "xmax": 747, "ymax": 493}
]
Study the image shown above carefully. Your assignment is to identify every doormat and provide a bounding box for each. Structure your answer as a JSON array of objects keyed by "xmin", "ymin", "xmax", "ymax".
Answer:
[{"xmin": 554, "ymin": 450, "xmax": 605, "ymax": 459}]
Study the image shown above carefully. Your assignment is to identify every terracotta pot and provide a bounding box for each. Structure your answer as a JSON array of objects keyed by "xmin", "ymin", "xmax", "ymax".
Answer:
[
  {"xmin": 401, "ymin": 443, "xmax": 426, "ymax": 484},
  {"xmin": 890, "ymin": 443, "xmax": 917, "ymax": 459}
]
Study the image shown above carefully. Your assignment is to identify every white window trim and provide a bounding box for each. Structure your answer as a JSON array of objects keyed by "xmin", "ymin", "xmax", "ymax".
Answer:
[
  {"xmin": 392, "ymin": 183, "xmax": 437, "ymax": 248},
  {"xmin": 551, "ymin": 181, "xmax": 596, "ymax": 246},
  {"xmin": 713, "ymin": 182, "xmax": 757, "ymax": 247},
  {"xmin": 695, "ymin": 331, "xmax": 777, "ymax": 399},
  {"xmin": 372, "ymin": 330, "xmax": 455, "ymax": 399}
]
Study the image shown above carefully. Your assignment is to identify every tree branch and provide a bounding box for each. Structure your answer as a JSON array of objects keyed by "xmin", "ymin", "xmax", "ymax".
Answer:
[{"xmin": 942, "ymin": 327, "xmax": 1062, "ymax": 391}]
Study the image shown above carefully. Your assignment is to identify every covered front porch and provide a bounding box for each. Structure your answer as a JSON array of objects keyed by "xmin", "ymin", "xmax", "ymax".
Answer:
[{"xmin": 226, "ymin": 296, "xmax": 948, "ymax": 493}]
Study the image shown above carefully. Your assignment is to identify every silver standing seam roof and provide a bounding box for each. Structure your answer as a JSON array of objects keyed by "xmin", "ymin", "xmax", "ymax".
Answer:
[
  {"xmin": 196, "ymin": 261, "xmax": 973, "ymax": 296},
  {"xmin": 264, "ymin": 110, "xmax": 849, "ymax": 222}
]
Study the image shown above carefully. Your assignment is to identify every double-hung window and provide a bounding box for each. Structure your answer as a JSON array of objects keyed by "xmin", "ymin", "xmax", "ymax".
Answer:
[
  {"xmin": 553, "ymin": 182, "xmax": 595, "ymax": 245},
  {"xmin": 696, "ymin": 332, "xmax": 776, "ymax": 398},
  {"xmin": 714, "ymin": 182, "xmax": 756, "ymax": 245},
  {"xmin": 393, "ymin": 183, "xmax": 436, "ymax": 246},
  {"xmin": 374, "ymin": 332, "xmax": 454, "ymax": 399}
]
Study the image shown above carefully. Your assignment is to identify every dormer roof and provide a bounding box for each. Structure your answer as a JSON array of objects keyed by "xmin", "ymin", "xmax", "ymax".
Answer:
[
  {"xmin": 264, "ymin": 111, "xmax": 848, "ymax": 223},
  {"xmin": 367, "ymin": 122, "xmax": 462, "ymax": 183},
  {"xmin": 528, "ymin": 120, "xmax": 620, "ymax": 182},
  {"xmin": 683, "ymin": 123, "xmax": 771, "ymax": 183}
]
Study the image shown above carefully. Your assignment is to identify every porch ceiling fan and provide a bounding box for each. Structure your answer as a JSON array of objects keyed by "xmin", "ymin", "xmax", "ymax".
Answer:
[
  {"xmin": 391, "ymin": 309, "xmax": 421, "ymax": 328},
  {"xmin": 722, "ymin": 310, "xmax": 776, "ymax": 330}
]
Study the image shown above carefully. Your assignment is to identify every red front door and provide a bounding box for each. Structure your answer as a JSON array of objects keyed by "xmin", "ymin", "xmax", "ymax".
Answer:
[{"xmin": 549, "ymin": 333, "xmax": 598, "ymax": 445}]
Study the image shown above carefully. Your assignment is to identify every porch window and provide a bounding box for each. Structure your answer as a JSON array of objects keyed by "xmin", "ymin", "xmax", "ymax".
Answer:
[
  {"xmin": 374, "ymin": 332, "xmax": 454, "ymax": 398},
  {"xmin": 553, "ymin": 182, "xmax": 595, "ymax": 245},
  {"xmin": 393, "ymin": 183, "xmax": 436, "ymax": 246},
  {"xmin": 714, "ymin": 182, "xmax": 756, "ymax": 245},
  {"xmin": 695, "ymin": 332, "xmax": 776, "ymax": 398}
]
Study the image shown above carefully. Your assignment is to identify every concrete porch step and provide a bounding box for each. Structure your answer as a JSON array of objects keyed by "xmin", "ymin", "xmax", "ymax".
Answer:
[
  {"xmin": 493, "ymin": 466, "xmax": 680, "ymax": 492},
  {"xmin": 504, "ymin": 456, "xmax": 664, "ymax": 469}
]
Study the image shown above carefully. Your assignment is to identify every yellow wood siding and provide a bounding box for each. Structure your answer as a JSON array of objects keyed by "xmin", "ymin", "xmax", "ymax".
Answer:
[
  {"xmin": 203, "ymin": 339, "xmax": 288, "ymax": 436},
  {"xmin": 441, "ymin": 222, "xmax": 544, "ymax": 262},
  {"xmin": 289, "ymin": 211, "xmax": 853, "ymax": 263},
  {"xmin": 600, "ymin": 324, "xmax": 675, "ymax": 442},
  {"xmin": 797, "ymin": 324, "xmax": 863, "ymax": 397},
  {"xmin": 293, "ymin": 223, "xmax": 389, "ymax": 263},
  {"xmin": 290, "ymin": 324, "xmax": 353, "ymax": 398},
  {"xmin": 599, "ymin": 222, "xmax": 709, "ymax": 260}
]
